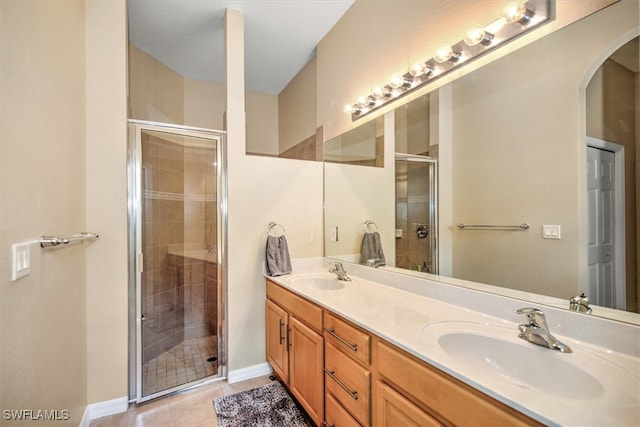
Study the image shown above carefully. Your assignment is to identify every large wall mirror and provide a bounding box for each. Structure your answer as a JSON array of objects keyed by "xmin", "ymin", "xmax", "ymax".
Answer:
[{"xmin": 324, "ymin": 1, "xmax": 640, "ymax": 324}]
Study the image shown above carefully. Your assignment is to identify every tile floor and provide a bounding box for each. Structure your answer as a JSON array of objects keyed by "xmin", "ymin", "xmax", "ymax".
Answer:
[
  {"xmin": 143, "ymin": 335, "xmax": 218, "ymax": 396},
  {"xmin": 89, "ymin": 375, "xmax": 273, "ymax": 427}
]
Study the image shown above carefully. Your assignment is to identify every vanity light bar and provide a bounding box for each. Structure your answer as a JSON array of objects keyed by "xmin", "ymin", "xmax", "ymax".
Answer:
[{"xmin": 346, "ymin": 0, "xmax": 552, "ymax": 120}]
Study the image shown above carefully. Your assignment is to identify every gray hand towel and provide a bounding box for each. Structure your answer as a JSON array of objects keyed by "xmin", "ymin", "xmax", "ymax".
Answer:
[
  {"xmin": 360, "ymin": 231, "xmax": 385, "ymax": 266},
  {"xmin": 266, "ymin": 235, "xmax": 292, "ymax": 276}
]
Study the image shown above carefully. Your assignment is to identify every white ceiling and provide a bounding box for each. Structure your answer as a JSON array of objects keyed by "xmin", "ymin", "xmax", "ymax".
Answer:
[{"xmin": 128, "ymin": 0, "xmax": 355, "ymax": 95}]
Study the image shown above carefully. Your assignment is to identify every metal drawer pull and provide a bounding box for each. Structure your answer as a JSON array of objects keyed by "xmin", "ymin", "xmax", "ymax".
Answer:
[
  {"xmin": 324, "ymin": 327, "xmax": 358, "ymax": 352},
  {"xmin": 279, "ymin": 319, "xmax": 285, "ymax": 344},
  {"xmin": 324, "ymin": 369, "xmax": 358, "ymax": 400}
]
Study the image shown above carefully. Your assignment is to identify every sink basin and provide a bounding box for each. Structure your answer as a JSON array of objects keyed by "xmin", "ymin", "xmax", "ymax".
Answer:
[
  {"xmin": 288, "ymin": 275, "xmax": 345, "ymax": 290},
  {"xmin": 437, "ymin": 329, "xmax": 603, "ymax": 399},
  {"xmin": 420, "ymin": 321, "xmax": 635, "ymax": 401}
]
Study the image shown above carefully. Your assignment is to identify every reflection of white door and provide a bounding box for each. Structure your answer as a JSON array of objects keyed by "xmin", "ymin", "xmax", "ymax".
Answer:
[
  {"xmin": 587, "ymin": 146, "xmax": 615, "ymax": 307},
  {"xmin": 586, "ymin": 137, "xmax": 627, "ymax": 311}
]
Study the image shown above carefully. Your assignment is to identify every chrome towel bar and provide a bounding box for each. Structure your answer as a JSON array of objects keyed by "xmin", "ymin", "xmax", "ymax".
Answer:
[
  {"xmin": 457, "ymin": 223, "xmax": 529, "ymax": 230},
  {"xmin": 40, "ymin": 232, "xmax": 100, "ymax": 248}
]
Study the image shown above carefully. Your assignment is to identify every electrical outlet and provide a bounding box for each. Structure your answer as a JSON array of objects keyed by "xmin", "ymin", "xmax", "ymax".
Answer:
[{"xmin": 12, "ymin": 242, "xmax": 31, "ymax": 281}]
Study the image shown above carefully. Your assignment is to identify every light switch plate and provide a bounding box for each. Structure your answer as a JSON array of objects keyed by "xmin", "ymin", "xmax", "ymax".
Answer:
[
  {"xmin": 330, "ymin": 226, "xmax": 338, "ymax": 242},
  {"xmin": 542, "ymin": 225, "xmax": 561, "ymax": 240},
  {"xmin": 12, "ymin": 242, "xmax": 31, "ymax": 281}
]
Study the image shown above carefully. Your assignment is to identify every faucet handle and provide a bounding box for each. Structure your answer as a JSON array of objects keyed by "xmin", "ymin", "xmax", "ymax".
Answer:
[
  {"xmin": 515, "ymin": 307, "xmax": 546, "ymax": 327},
  {"xmin": 329, "ymin": 262, "xmax": 343, "ymax": 272}
]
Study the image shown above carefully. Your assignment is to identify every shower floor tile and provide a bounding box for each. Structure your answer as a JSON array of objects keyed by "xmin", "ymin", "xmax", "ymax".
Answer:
[{"xmin": 142, "ymin": 335, "xmax": 218, "ymax": 396}]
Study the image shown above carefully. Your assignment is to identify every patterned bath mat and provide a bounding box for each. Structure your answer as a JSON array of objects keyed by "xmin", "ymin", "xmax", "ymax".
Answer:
[{"xmin": 213, "ymin": 381, "xmax": 308, "ymax": 427}]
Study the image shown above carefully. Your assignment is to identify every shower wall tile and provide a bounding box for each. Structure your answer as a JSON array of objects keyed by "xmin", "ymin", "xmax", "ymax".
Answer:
[
  {"xmin": 184, "ymin": 173, "xmax": 205, "ymax": 195},
  {"xmin": 141, "ymin": 135, "xmax": 186, "ymax": 363},
  {"xmin": 184, "ymin": 201, "xmax": 204, "ymax": 222}
]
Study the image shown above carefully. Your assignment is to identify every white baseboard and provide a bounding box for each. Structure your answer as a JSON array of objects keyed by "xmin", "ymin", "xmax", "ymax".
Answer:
[
  {"xmin": 80, "ymin": 396, "xmax": 128, "ymax": 424},
  {"xmin": 227, "ymin": 362, "xmax": 272, "ymax": 384}
]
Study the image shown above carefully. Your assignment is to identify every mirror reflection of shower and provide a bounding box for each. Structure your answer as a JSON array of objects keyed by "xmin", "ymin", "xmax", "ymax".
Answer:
[
  {"xmin": 394, "ymin": 94, "xmax": 439, "ymax": 274},
  {"xmin": 395, "ymin": 153, "xmax": 438, "ymax": 274}
]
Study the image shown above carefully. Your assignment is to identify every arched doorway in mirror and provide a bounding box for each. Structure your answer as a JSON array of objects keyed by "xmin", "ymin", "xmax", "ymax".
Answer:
[{"xmin": 585, "ymin": 36, "xmax": 639, "ymax": 312}]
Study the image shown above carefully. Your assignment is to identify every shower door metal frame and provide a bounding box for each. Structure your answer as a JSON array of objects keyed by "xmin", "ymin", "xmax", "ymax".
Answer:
[
  {"xmin": 394, "ymin": 153, "xmax": 439, "ymax": 275},
  {"xmin": 127, "ymin": 120, "xmax": 228, "ymax": 403}
]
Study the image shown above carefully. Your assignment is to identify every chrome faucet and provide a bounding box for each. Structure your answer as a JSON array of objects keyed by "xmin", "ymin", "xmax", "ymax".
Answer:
[
  {"xmin": 569, "ymin": 293, "xmax": 592, "ymax": 314},
  {"xmin": 365, "ymin": 258, "xmax": 380, "ymax": 268},
  {"xmin": 516, "ymin": 308, "xmax": 572, "ymax": 353},
  {"xmin": 329, "ymin": 262, "xmax": 351, "ymax": 281}
]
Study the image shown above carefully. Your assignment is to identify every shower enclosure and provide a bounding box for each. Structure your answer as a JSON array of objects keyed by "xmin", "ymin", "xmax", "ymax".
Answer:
[
  {"xmin": 394, "ymin": 153, "xmax": 438, "ymax": 274},
  {"xmin": 127, "ymin": 120, "xmax": 226, "ymax": 402}
]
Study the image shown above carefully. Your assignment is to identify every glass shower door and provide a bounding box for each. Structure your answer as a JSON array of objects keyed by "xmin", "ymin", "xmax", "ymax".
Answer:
[{"xmin": 128, "ymin": 121, "xmax": 225, "ymax": 402}]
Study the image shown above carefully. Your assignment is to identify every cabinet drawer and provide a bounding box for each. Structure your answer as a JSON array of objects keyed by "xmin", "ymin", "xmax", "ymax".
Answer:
[
  {"xmin": 325, "ymin": 392, "xmax": 361, "ymax": 427},
  {"xmin": 324, "ymin": 311, "xmax": 371, "ymax": 365},
  {"xmin": 376, "ymin": 340, "xmax": 541, "ymax": 427},
  {"xmin": 376, "ymin": 380, "xmax": 442, "ymax": 427},
  {"xmin": 267, "ymin": 280, "xmax": 323, "ymax": 333},
  {"xmin": 325, "ymin": 342, "xmax": 370, "ymax": 425}
]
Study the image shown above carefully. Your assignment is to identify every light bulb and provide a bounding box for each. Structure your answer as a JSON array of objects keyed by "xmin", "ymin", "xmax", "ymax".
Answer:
[
  {"xmin": 434, "ymin": 45, "xmax": 461, "ymax": 64},
  {"xmin": 464, "ymin": 27, "xmax": 494, "ymax": 47},
  {"xmin": 389, "ymin": 74, "xmax": 406, "ymax": 89},
  {"xmin": 410, "ymin": 62, "xmax": 427, "ymax": 77},
  {"xmin": 344, "ymin": 104, "xmax": 357, "ymax": 114},
  {"xmin": 371, "ymin": 86, "xmax": 388, "ymax": 99},
  {"xmin": 503, "ymin": 1, "xmax": 533, "ymax": 24}
]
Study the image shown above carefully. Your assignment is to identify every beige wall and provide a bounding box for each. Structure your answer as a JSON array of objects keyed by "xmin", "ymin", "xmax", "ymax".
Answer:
[
  {"xmin": 0, "ymin": 1, "xmax": 88, "ymax": 424},
  {"xmin": 246, "ymin": 90, "xmax": 279, "ymax": 155},
  {"xmin": 279, "ymin": 56, "xmax": 317, "ymax": 153},
  {"xmin": 85, "ymin": 0, "xmax": 129, "ymax": 406},
  {"xmin": 449, "ymin": 1, "xmax": 638, "ymax": 300},
  {"xmin": 183, "ymin": 78, "xmax": 225, "ymax": 130},
  {"xmin": 129, "ymin": 45, "xmax": 184, "ymax": 124}
]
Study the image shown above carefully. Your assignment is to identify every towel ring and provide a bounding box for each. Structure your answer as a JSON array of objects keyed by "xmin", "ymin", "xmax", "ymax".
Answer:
[
  {"xmin": 364, "ymin": 220, "xmax": 378, "ymax": 233},
  {"xmin": 268, "ymin": 222, "xmax": 286, "ymax": 236}
]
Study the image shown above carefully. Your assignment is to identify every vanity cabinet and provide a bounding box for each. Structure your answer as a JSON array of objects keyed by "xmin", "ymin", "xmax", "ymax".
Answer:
[
  {"xmin": 266, "ymin": 280, "xmax": 324, "ymax": 425},
  {"xmin": 266, "ymin": 279, "xmax": 541, "ymax": 427},
  {"xmin": 374, "ymin": 338, "xmax": 542, "ymax": 427}
]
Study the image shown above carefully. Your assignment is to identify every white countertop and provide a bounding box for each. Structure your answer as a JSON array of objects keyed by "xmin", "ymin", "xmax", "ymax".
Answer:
[{"xmin": 266, "ymin": 259, "xmax": 640, "ymax": 427}]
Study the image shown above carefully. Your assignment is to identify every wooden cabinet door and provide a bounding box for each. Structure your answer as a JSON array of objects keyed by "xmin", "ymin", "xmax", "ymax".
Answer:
[
  {"xmin": 289, "ymin": 316, "xmax": 324, "ymax": 426},
  {"xmin": 266, "ymin": 299, "xmax": 289, "ymax": 383},
  {"xmin": 376, "ymin": 381, "xmax": 442, "ymax": 427}
]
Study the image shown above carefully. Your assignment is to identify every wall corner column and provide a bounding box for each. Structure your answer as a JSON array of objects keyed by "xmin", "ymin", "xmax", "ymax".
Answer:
[{"xmin": 224, "ymin": 8, "xmax": 247, "ymax": 373}]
